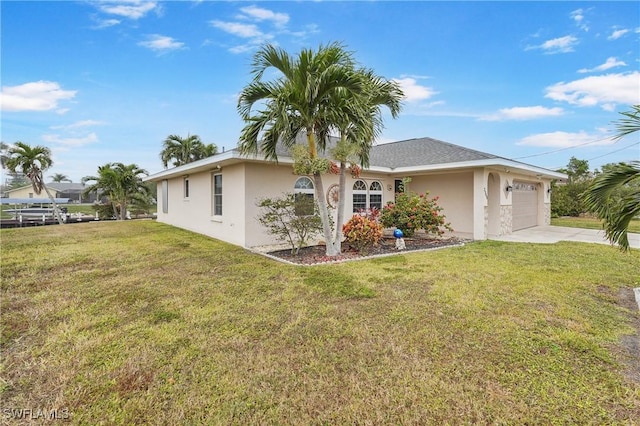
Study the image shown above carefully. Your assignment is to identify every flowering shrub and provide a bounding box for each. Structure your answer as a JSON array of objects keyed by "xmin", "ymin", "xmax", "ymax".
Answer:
[
  {"xmin": 380, "ymin": 190, "xmax": 453, "ymax": 237},
  {"xmin": 342, "ymin": 211, "xmax": 383, "ymax": 254}
]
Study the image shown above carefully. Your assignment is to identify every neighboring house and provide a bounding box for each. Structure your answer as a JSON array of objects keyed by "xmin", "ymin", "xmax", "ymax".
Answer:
[
  {"xmin": 5, "ymin": 182, "xmax": 96, "ymax": 203},
  {"xmin": 144, "ymin": 136, "xmax": 567, "ymax": 248}
]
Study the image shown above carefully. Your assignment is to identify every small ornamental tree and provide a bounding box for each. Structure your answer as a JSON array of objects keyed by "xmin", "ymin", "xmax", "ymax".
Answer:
[
  {"xmin": 342, "ymin": 208, "xmax": 383, "ymax": 254},
  {"xmin": 257, "ymin": 193, "xmax": 324, "ymax": 255},
  {"xmin": 380, "ymin": 190, "xmax": 453, "ymax": 237}
]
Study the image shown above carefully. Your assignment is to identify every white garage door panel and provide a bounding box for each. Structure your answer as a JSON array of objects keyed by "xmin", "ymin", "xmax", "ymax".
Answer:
[{"xmin": 512, "ymin": 181, "xmax": 538, "ymax": 231}]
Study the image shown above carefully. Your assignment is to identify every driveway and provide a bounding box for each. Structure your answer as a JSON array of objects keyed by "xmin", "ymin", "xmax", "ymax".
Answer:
[{"xmin": 490, "ymin": 225, "xmax": 640, "ymax": 249}]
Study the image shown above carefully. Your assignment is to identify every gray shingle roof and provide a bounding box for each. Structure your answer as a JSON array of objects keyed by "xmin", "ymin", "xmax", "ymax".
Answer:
[{"xmin": 369, "ymin": 137, "xmax": 498, "ymax": 168}]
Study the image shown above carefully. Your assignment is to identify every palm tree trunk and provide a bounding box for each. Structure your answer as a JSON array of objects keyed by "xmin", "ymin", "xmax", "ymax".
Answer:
[
  {"xmin": 42, "ymin": 183, "xmax": 65, "ymax": 225},
  {"xmin": 331, "ymin": 162, "xmax": 348, "ymax": 254},
  {"xmin": 313, "ymin": 173, "xmax": 339, "ymax": 256}
]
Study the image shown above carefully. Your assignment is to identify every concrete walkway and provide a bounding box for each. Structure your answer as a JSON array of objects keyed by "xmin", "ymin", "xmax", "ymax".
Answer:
[{"xmin": 490, "ymin": 225, "xmax": 640, "ymax": 249}]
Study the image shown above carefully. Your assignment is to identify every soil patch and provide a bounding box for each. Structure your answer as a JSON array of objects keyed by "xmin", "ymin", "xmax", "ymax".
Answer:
[{"xmin": 265, "ymin": 236, "xmax": 466, "ymax": 265}]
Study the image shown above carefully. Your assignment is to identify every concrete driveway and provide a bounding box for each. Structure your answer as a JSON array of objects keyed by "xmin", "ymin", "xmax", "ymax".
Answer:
[{"xmin": 490, "ymin": 225, "xmax": 640, "ymax": 249}]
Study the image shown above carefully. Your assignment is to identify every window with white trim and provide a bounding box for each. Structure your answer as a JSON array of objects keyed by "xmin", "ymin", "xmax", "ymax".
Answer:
[
  {"xmin": 369, "ymin": 181, "xmax": 383, "ymax": 210},
  {"xmin": 352, "ymin": 180, "xmax": 367, "ymax": 212},
  {"xmin": 294, "ymin": 176, "xmax": 315, "ymax": 216},
  {"xmin": 161, "ymin": 180, "xmax": 168, "ymax": 213},
  {"xmin": 212, "ymin": 174, "xmax": 222, "ymax": 216},
  {"xmin": 183, "ymin": 177, "xmax": 190, "ymax": 199},
  {"xmin": 352, "ymin": 180, "xmax": 383, "ymax": 212}
]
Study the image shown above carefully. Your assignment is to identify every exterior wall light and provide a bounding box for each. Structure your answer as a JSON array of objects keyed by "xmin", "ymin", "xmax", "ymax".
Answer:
[{"xmin": 505, "ymin": 184, "xmax": 513, "ymax": 193}]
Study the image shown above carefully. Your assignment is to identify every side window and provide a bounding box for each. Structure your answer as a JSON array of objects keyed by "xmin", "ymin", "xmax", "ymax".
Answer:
[
  {"xmin": 294, "ymin": 176, "xmax": 315, "ymax": 216},
  {"xmin": 369, "ymin": 181, "xmax": 383, "ymax": 210},
  {"xmin": 213, "ymin": 174, "xmax": 222, "ymax": 216},
  {"xmin": 161, "ymin": 180, "xmax": 168, "ymax": 213},
  {"xmin": 352, "ymin": 180, "xmax": 367, "ymax": 213},
  {"xmin": 183, "ymin": 177, "xmax": 190, "ymax": 199}
]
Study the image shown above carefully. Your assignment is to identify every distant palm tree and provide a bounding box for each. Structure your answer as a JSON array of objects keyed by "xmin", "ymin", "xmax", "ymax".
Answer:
[
  {"xmin": 5, "ymin": 141, "xmax": 65, "ymax": 224},
  {"xmin": 583, "ymin": 105, "xmax": 640, "ymax": 251},
  {"xmin": 83, "ymin": 163, "xmax": 149, "ymax": 220},
  {"xmin": 0, "ymin": 142, "xmax": 9, "ymax": 169},
  {"xmin": 160, "ymin": 134, "xmax": 218, "ymax": 168},
  {"xmin": 49, "ymin": 173, "xmax": 72, "ymax": 183}
]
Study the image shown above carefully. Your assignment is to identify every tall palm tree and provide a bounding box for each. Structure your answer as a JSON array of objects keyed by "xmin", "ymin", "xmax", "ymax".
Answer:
[
  {"xmin": 5, "ymin": 141, "xmax": 65, "ymax": 224},
  {"xmin": 83, "ymin": 163, "xmax": 149, "ymax": 220},
  {"xmin": 582, "ymin": 105, "xmax": 640, "ymax": 251},
  {"xmin": 238, "ymin": 42, "xmax": 364, "ymax": 256},
  {"xmin": 49, "ymin": 173, "xmax": 71, "ymax": 182},
  {"xmin": 328, "ymin": 70, "xmax": 403, "ymax": 253},
  {"xmin": 160, "ymin": 134, "xmax": 218, "ymax": 168}
]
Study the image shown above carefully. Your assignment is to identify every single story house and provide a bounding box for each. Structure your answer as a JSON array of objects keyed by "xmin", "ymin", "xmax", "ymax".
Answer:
[
  {"xmin": 144, "ymin": 136, "xmax": 567, "ymax": 248},
  {"xmin": 4, "ymin": 182, "xmax": 96, "ymax": 203}
]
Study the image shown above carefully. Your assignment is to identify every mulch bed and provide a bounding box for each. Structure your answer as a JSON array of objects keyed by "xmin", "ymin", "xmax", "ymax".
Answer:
[{"xmin": 265, "ymin": 236, "xmax": 467, "ymax": 265}]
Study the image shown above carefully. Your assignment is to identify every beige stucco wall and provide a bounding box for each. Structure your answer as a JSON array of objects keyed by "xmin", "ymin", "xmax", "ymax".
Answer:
[
  {"xmin": 7, "ymin": 186, "xmax": 37, "ymax": 199},
  {"xmin": 402, "ymin": 172, "xmax": 474, "ymax": 237},
  {"xmin": 155, "ymin": 163, "xmax": 247, "ymax": 247},
  {"xmin": 154, "ymin": 163, "xmax": 555, "ymax": 248}
]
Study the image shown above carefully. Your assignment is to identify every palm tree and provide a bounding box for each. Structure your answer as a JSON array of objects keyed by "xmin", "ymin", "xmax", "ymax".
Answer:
[
  {"xmin": 5, "ymin": 141, "xmax": 65, "ymax": 224},
  {"xmin": 160, "ymin": 134, "xmax": 218, "ymax": 168},
  {"xmin": 83, "ymin": 163, "xmax": 149, "ymax": 220},
  {"xmin": 582, "ymin": 105, "xmax": 640, "ymax": 251},
  {"xmin": 49, "ymin": 173, "xmax": 72, "ymax": 183},
  {"xmin": 327, "ymin": 70, "xmax": 403, "ymax": 253},
  {"xmin": 238, "ymin": 42, "xmax": 364, "ymax": 256}
]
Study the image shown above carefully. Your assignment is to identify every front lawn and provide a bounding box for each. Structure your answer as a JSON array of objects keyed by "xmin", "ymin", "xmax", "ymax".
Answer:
[
  {"xmin": 552, "ymin": 216, "xmax": 640, "ymax": 233},
  {"xmin": 1, "ymin": 221, "xmax": 638, "ymax": 424}
]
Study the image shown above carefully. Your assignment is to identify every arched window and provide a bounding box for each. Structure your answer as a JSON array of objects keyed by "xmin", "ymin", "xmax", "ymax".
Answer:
[
  {"xmin": 352, "ymin": 180, "xmax": 368, "ymax": 212},
  {"xmin": 369, "ymin": 181, "xmax": 383, "ymax": 210},
  {"xmin": 294, "ymin": 177, "xmax": 315, "ymax": 215},
  {"xmin": 352, "ymin": 180, "xmax": 383, "ymax": 213}
]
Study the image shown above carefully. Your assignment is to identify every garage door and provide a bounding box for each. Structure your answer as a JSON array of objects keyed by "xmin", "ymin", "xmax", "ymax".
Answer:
[{"xmin": 512, "ymin": 181, "xmax": 538, "ymax": 230}]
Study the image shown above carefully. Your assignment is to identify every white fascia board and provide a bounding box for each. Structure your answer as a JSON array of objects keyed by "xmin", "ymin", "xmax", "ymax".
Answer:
[
  {"xmin": 144, "ymin": 151, "xmax": 244, "ymax": 181},
  {"xmin": 144, "ymin": 153, "xmax": 301, "ymax": 182},
  {"xmin": 388, "ymin": 159, "xmax": 567, "ymax": 180}
]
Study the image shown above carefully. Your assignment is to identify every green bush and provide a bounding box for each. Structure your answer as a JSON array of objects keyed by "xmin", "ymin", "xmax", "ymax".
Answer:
[
  {"xmin": 257, "ymin": 193, "xmax": 324, "ymax": 255},
  {"xmin": 380, "ymin": 190, "xmax": 453, "ymax": 238},
  {"xmin": 342, "ymin": 210, "xmax": 383, "ymax": 254}
]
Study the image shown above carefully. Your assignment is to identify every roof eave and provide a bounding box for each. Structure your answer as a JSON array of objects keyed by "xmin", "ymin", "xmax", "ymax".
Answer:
[
  {"xmin": 143, "ymin": 151, "xmax": 296, "ymax": 182},
  {"xmin": 387, "ymin": 158, "xmax": 567, "ymax": 180}
]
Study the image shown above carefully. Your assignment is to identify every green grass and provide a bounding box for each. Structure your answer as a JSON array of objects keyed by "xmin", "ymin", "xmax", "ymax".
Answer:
[
  {"xmin": 1, "ymin": 221, "xmax": 639, "ymax": 424},
  {"xmin": 552, "ymin": 216, "xmax": 640, "ymax": 233}
]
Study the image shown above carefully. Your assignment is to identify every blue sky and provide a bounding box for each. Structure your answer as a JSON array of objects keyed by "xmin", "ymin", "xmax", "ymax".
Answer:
[{"xmin": 1, "ymin": 1, "xmax": 639, "ymax": 182}]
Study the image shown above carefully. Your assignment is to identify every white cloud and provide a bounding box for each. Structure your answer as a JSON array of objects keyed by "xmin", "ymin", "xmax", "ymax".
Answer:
[
  {"xmin": 95, "ymin": 1, "xmax": 159, "ymax": 20},
  {"xmin": 93, "ymin": 18, "xmax": 121, "ymax": 29},
  {"xmin": 42, "ymin": 132, "xmax": 99, "ymax": 147},
  {"xmin": 212, "ymin": 6, "xmax": 309, "ymax": 54},
  {"xmin": 526, "ymin": 35, "xmax": 578, "ymax": 54},
  {"xmin": 608, "ymin": 28, "xmax": 629, "ymax": 40},
  {"xmin": 570, "ymin": 9, "xmax": 589, "ymax": 31},
  {"xmin": 517, "ymin": 130, "xmax": 614, "ymax": 148},
  {"xmin": 1, "ymin": 81, "xmax": 77, "ymax": 112},
  {"xmin": 481, "ymin": 106, "xmax": 564, "ymax": 121},
  {"xmin": 239, "ymin": 5, "xmax": 289, "ymax": 27},
  {"xmin": 578, "ymin": 57, "xmax": 627, "ymax": 73},
  {"xmin": 210, "ymin": 21, "xmax": 263, "ymax": 38},
  {"xmin": 51, "ymin": 120, "xmax": 105, "ymax": 130},
  {"xmin": 138, "ymin": 35, "xmax": 185, "ymax": 53},
  {"xmin": 545, "ymin": 72, "xmax": 640, "ymax": 109},
  {"xmin": 392, "ymin": 78, "xmax": 438, "ymax": 102}
]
